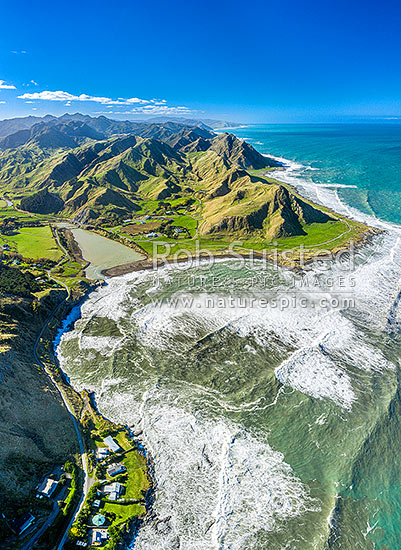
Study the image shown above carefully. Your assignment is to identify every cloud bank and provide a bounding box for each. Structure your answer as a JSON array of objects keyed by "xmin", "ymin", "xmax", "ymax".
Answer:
[
  {"xmin": 16, "ymin": 88, "xmax": 194, "ymax": 115},
  {"xmin": 18, "ymin": 90, "xmax": 168, "ymax": 106}
]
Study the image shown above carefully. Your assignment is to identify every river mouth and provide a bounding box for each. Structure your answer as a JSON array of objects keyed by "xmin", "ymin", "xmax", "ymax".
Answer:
[{"xmin": 56, "ymin": 228, "xmax": 401, "ymax": 549}]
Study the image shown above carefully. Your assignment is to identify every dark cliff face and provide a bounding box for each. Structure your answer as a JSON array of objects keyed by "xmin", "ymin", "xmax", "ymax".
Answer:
[{"xmin": 0, "ymin": 291, "xmax": 78, "ymax": 514}]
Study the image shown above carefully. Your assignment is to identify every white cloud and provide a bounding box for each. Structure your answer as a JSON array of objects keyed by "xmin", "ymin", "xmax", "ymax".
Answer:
[
  {"xmin": 17, "ymin": 88, "xmax": 194, "ymax": 117},
  {"xmin": 131, "ymin": 104, "xmax": 193, "ymax": 115},
  {"xmin": 0, "ymin": 80, "xmax": 16, "ymax": 90},
  {"xmin": 17, "ymin": 89, "xmax": 168, "ymax": 106},
  {"xmin": 11, "ymin": 50, "xmax": 26, "ymax": 54},
  {"xmin": 0, "ymin": 101, "xmax": 5, "ymax": 104},
  {"xmin": 125, "ymin": 97, "xmax": 150, "ymax": 104},
  {"xmin": 18, "ymin": 90, "xmax": 111, "ymax": 103},
  {"xmin": 30, "ymin": 79, "xmax": 38, "ymax": 86},
  {"xmin": 97, "ymin": 105, "xmax": 195, "ymax": 116}
]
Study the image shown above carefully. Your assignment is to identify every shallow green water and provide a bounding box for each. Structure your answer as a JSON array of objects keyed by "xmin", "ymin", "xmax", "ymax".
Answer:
[{"xmin": 57, "ymin": 245, "xmax": 401, "ymax": 549}]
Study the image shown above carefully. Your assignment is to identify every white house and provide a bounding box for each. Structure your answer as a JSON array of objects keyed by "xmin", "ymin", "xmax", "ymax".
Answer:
[
  {"xmin": 91, "ymin": 528, "xmax": 108, "ymax": 546},
  {"xmin": 96, "ymin": 447, "xmax": 109, "ymax": 461},
  {"xmin": 103, "ymin": 436, "xmax": 121, "ymax": 454},
  {"xmin": 37, "ymin": 477, "xmax": 58, "ymax": 498},
  {"xmin": 103, "ymin": 482, "xmax": 123, "ymax": 501}
]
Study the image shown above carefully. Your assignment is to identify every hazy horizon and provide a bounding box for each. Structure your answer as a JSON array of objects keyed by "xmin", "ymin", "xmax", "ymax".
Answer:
[{"xmin": 3, "ymin": 111, "xmax": 401, "ymax": 126}]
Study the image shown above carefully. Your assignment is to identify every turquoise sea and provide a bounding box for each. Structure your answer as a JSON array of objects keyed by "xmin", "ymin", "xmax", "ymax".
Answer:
[
  {"xmin": 57, "ymin": 124, "xmax": 401, "ymax": 549},
  {"xmin": 231, "ymin": 123, "xmax": 401, "ymax": 225}
]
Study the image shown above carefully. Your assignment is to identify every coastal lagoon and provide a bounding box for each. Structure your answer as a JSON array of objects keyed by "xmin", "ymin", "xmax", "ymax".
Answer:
[
  {"xmin": 56, "ymin": 125, "xmax": 401, "ymax": 549},
  {"xmin": 69, "ymin": 228, "xmax": 144, "ymax": 279}
]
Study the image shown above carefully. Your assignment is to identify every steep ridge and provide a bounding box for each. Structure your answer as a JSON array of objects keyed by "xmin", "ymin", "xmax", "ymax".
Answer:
[
  {"xmin": 0, "ymin": 120, "xmax": 104, "ymax": 151},
  {"xmin": 199, "ymin": 170, "xmax": 334, "ymax": 240},
  {"xmin": 208, "ymin": 133, "xmax": 282, "ymax": 169},
  {"xmin": 0, "ymin": 112, "xmax": 236, "ymax": 140}
]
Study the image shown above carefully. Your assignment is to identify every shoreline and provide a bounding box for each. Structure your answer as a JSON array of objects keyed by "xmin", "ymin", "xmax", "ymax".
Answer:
[
  {"xmin": 38, "ymin": 285, "xmax": 156, "ymax": 549},
  {"xmin": 101, "ymin": 226, "xmax": 379, "ymax": 278},
  {"xmin": 48, "ymin": 154, "xmax": 381, "ymax": 548},
  {"xmin": 99, "ymin": 165, "xmax": 379, "ymax": 279}
]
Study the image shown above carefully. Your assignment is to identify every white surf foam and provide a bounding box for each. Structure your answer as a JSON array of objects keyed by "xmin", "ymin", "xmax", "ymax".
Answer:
[{"xmin": 97, "ymin": 390, "xmax": 317, "ymax": 550}]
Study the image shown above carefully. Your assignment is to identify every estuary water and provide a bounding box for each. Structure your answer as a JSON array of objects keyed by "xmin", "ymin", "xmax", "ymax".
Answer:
[{"xmin": 57, "ymin": 124, "xmax": 401, "ymax": 549}]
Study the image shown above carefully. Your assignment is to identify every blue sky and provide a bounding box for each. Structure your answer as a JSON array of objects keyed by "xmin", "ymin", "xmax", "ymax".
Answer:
[{"xmin": 0, "ymin": 0, "xmax": 401, "ymax": 122}]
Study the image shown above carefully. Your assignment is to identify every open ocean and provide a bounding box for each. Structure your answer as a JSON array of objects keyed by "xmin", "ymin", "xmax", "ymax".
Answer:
[{"xmin": 57, "ymin": 124, "xmax": 401, "ymax": 549}]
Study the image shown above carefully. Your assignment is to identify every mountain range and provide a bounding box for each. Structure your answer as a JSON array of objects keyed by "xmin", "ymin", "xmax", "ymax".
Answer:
[
  {"xmin": 0, "ymin": 114, "xmax": 334, "ymax": 241},
  {"xmin": 0, "ymin": 113, "xmax": 237, "ymax": 140}
]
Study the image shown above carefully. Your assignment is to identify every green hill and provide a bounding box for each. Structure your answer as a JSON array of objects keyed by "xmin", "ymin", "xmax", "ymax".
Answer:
[{"xmin": 0, "ymin": 116, "xmax": 350, "ymax": 241}]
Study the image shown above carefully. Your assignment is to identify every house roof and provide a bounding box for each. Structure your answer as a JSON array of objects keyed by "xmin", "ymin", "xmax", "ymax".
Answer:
[
  {"xmin": 97, "ymin": 447, "xmax": 109, "ymax": 457},
  {"xmin": 37, "ymin": 478, "xmax": 58, "ymax": 496},
  {"xmin": 103, "ymin": 436, "xmax": 121, "ymax": 453},
  {"xmin": 91, "ymin": 528, "xmax": 108, "ymax": 543},
  {"xmin": 107, "ymin": 463, "xmax": 126, "ymax": 475},
  {"xmin": 103, "ymin": 481, "xmax": 123, "ymax": 493}
]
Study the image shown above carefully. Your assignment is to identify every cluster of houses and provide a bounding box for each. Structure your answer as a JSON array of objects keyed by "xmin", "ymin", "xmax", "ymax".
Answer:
[
  {"xmin": 98, "ymin": 436, "xmax": 127, "ymax": 502},
  {"xmin": 10, "ymin": 436, "xmax": 132, "ymax": 548},
  {"xmin": 96, "ymin": 436, "xmax": 127, "ymax": 501},
  {"xmin": 9, "ymin": 470, "xmax": 64, "ymax": 538},
  {"xmin": 75, "ymin": 436, "xmax": 129, "ymax": 548},
  {"xmin": 84, "ymin": 479, "xmax": 124, "ymax": 548}
]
